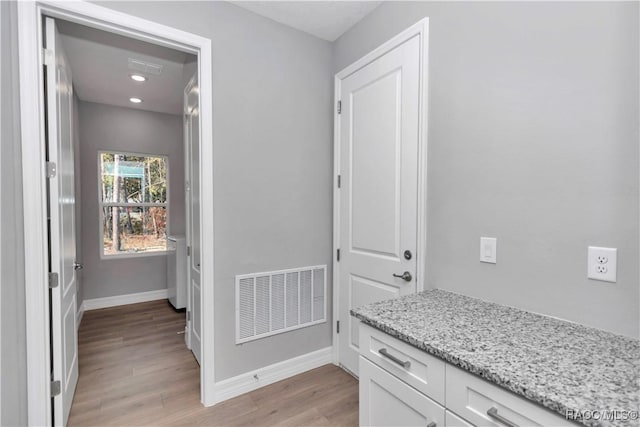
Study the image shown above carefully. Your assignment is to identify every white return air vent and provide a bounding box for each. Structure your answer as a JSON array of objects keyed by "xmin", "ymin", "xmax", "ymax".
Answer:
[
  {"xmin": 128, "ymin": 58, "xmax": 163, "ymax": 76},
  {"xmin": 236, "ymin": 265, "xmax": 327, "ymax": 344}
]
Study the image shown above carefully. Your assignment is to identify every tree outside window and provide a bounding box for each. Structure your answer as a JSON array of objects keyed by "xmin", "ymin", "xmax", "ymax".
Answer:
[{"xmin": 99, "ymin": 152, "xmax": 168, "ymax": 257}]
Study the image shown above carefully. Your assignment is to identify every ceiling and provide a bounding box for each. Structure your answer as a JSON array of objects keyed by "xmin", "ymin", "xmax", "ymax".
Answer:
[
  {"xmin": 58, "ymin": 21, "xmax": 195, "ymax": 115},
  {"xmin": 231, "ymin": 1, "xmax": 383, "ymax": 41}
]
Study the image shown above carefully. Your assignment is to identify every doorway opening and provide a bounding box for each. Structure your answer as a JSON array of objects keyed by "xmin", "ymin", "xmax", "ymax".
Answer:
[
  {"xmin": 17, "ymin": 2, "xmax": 214, "ymax": 425},
  {"xmin": 47, "ymin": 15, "xmax": 199, "ymax": 426}
]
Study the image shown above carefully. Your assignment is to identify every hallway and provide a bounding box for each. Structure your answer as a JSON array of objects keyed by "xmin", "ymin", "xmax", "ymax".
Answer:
[{"xmin": 69, "ymin": 301, "xmax": 358, "ymax": 426}]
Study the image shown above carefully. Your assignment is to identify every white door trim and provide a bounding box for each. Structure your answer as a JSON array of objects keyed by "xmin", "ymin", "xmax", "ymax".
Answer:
[
  {"xmin": 17, "ymin": 1, "xmax": 216, "ymax": 424},
  {"xmin": 332, "ymin": 18, "xmax": 429, "ymax": 366},
  {"xmin": 0, "ymin": 4, "xmax": 3, "ymax": 423}
]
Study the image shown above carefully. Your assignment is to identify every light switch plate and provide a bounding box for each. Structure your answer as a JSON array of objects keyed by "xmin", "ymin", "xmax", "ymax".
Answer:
[
  {"xmin": 480, "ymin": 237, "xmax": 497, "ymax": 264},
  {"xmin": 588, "ymin": 246, "xmax": 617, "ymax": 283}
]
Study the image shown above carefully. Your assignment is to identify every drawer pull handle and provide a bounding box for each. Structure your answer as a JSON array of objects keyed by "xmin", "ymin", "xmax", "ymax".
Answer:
[
  {"xmin": 378, "ymin": 348, "xmax": 411, "ymax": 368},
  {"xmin": 487, "ymin": 407, "xmax": 519, "ymax": 427}
]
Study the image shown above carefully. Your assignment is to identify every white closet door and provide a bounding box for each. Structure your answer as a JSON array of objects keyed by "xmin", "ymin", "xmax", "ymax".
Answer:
[{"xmin": 338, "ymin": 35, "xmax": 421, "ymax": 375}]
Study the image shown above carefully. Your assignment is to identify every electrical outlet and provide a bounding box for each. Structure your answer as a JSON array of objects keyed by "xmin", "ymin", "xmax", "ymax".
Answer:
[{"xmin": 588, "ymin": 246, "xmax": 617, "ymax": 283}]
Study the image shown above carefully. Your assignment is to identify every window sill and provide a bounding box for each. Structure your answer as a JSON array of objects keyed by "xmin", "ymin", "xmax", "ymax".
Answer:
[{"xmin": 100, "ymin": 250, "xmax": 169, "ymax": 261}]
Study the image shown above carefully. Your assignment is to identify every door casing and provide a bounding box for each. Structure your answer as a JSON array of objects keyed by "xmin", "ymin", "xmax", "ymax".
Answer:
[
  {"xmin": 17, "ymin": 2, "xmax": 215, "ymax": 424},
  {"xmin": 332, "ymin": 18, "xmax": 430, "ymax": 368}
]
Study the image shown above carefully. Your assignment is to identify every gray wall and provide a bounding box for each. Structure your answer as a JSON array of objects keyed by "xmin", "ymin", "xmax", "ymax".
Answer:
[
  {"xmin": 77, "ymin": 101, "xmax": 184, "ymax": 300},
  {"xmin": 334, "ymin": 1, "xmax": 640, "ymax": 338},
  {"xmin": 94, "ymin": 1, "xmax": 334, "ymax": 380},
  {"xmin": 1, "ymin": 1, "xmax": 28, "ymax": 425}
]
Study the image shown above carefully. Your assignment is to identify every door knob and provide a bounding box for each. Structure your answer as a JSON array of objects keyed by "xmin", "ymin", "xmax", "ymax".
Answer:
[
  {"xmin": 74, "ymin": 262, "xmax": 83, "ymax": 271},
  {"xmin": 392, "ymin": 271, "xmax": 412, "ymax": 282}
]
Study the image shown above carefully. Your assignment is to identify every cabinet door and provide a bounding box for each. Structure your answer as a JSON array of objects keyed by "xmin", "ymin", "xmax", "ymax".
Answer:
[
  {"xmin": 360, "ymin": 323, "xmax": 446, "ymax": 404},
  {"xmin": 446, "ymin": 365, "xmax": 570, "ymax": 426},
  {"xmin": 360, "ymin": 356, "xmax": 445, "ymax": 427},
  {"xmin": 445, "ymin": 410, "xmax": 473, "ymax": 427}
]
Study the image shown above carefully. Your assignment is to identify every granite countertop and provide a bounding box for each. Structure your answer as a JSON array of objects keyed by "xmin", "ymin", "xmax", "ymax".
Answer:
[{"xmin": 351, "ymin": 289, "xmax": 640, "ymax": 427}]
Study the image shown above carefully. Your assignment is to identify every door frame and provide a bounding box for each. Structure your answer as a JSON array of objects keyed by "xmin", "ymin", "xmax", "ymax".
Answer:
[
  {"xmin": 17, "ymin": 1, "xmax": 216, "ymax": 424},
  {"xmin": 331, "ymin": 18, "xmax": 430, "ymax": 366}
]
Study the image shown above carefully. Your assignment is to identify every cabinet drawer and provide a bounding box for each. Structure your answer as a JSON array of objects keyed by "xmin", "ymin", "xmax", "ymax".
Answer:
[
  {"xmin": 359, "ymin": 323, "xmax": 446, "ymax": 404},
  {"xmin": 360, "ymin": 356, "xmax": 445, "ymax": 427},
  {"xmin": 445, "ymin": 410, "xmax": 473, "ymax": 427},
  {"xmin": 446, "ymin": 365, "xmax": 570, "ymax": 426}
]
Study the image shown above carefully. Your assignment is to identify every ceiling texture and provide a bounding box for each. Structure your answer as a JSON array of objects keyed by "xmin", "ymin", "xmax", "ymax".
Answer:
[
  {"xmin": 231, "ymin": 1, "xmax": 383, "ymax": 41},
  {"xmin": 58, "ymin": 20, "xmax": 194, "ymax": 115}
]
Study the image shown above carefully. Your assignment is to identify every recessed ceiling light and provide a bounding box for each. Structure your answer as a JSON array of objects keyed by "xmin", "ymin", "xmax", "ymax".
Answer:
[
  {"xmin": 130, "ymin": 74, "xmax": 147, "ymax": 82},
  {"xmin": 129, "ymin": 97, "xmax": 143, "ymax": 104}
]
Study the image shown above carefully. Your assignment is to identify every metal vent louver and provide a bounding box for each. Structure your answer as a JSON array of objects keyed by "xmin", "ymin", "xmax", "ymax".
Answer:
[
  {"xmin": 236, "ymin": 265, "xmax": 327, "ymax": 344},
  {"xmin": 128, "ymin": 58, "xmax": 163, "ymax": 76}
]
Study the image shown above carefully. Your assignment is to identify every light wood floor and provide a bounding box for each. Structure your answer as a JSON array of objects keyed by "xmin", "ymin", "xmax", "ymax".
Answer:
[{"xmin": 69, "ymin": 300, "xmax": 358, "ymax": 426}]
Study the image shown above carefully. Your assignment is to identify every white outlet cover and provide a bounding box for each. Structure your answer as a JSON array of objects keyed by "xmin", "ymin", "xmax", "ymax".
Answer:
[
  {"xmin": 588, "ymin": 246, "xmax": 617, "ymax": 283},
  {"xmin": 480, "ymin": 237, "xmax": 497, "ymax": 264}
]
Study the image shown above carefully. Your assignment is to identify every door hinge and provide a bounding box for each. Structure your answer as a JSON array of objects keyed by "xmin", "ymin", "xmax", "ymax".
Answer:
[
  {"xmin": 187, "ymin": 311, "xmax": 191, "ymax": 322},
  {"xmin": 48, "ymin": 272, "xmax": 59, "ymax": 289},
  {"xmin": 336, "ymin": 321, "xmax": 340, "ymax": 334},
  {"xmin": 51, "ymin": 380, "xmax": 61, "ymax": 397},
  {"xmin": 42, "ymin": 48, "xmax": 54, "ymax": 67},
  {"xmin": 337, "ymin": 249, "xmax": 340, "ymax": 262},
  {"xmin": 187, "ymin": 246, "xmax": 191, "ymax": 256},
  {"xmin": 337, "ymin": 100, "xmax": 342, "ymax": 114},
  {"xmin": 337, "ymin": 175, "xmax": 341, "ymax": 188},
  {"xmin": 46, "ymin": 161, "xmax": 57, "ymax": 179}
]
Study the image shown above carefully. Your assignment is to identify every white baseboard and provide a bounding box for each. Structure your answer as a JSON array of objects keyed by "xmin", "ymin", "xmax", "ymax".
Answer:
[
  {"xmin": 213, "ymin": 346, "xmax": 333, "ymax": 404},
  {"xmin": 83, "ymin": 289, "xmax": 169, "ymax": 311},
  {"xmin": 76, "ymin": 301, "xmax": 85, "ymax": 330}
]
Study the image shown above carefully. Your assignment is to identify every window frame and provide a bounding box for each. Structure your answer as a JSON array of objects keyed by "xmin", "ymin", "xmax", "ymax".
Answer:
[{"xmin": 97, "ymin": 150, "xmax": 170, "ymax": 260}]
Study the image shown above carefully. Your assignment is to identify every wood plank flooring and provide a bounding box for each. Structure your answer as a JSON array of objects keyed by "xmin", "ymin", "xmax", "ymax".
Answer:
[{"xmin": 69, "ymin": 300, "xmax": 358, "ymax": 426}]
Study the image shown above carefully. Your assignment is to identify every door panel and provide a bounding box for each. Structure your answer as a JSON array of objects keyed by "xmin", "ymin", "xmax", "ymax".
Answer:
[
  {"xmin": 192, "ymin": 279, "xmax": 202, "ymax": 363},
  {"xmin": 184, "ymin": 75, "xmax": 201, "ymax": 364},
  {"xmin": 338, "ymin": 35, "xmax": 421, "ymax": 375},
  {"xmin": 351, "ymin": 70, "xmax": 402, "ymax": 258},
  {"xmin": 45, "ymin": 17, "xmax": 79, "ymax": 426},
  {"xmin": 349, "ymin": 275, "xmax": 401, "ymax": 349},
  {"xmin": 360, "ymin": 357, "xmax": 445, "ymax": 427}
]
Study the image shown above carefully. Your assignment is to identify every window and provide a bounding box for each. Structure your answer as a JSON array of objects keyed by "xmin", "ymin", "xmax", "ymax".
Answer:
[{"xmin": 99, "ymin": 152, "xmax": 168, "ymax": 257}]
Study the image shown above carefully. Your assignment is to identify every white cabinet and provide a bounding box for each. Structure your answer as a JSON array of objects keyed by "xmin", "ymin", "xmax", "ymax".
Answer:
[
  {"xmin": 360, "ymin": 356, "xmax": 445, "ymax": 427},
  {"xmin": 359, "ymin": 323, "xmax": 446, "ymax": 405},
  {"xmin": 358, "ymin": 322, "xmax": 573, "ymax": 427},
  {"xmin": 446, "ymin": 365, "xmax": 570, "ymax": 427},
  {"xmin": 445, "ymin": 410, "xmax": 473, "ymax": 427},
  {"xmin": 167, "ymin": 235, "xmax": 187, "ymax": 309}
]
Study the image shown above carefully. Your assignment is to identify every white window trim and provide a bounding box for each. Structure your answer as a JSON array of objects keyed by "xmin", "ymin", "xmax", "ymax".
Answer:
[
  {"xmin": 17, "ymin": 2, "xmax": 216, "ymax": 424},
  {"xmin": 97, "ymin": 150, "xmax": 170, "ymax": 260}
]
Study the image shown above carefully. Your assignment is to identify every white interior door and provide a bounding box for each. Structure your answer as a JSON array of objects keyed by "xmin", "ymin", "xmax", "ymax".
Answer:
[
  {"xmin": 45, "ymin": 17, "xmax": 79, "ymax": 426},
  {"xmin": 184, "ymin": 75, "xmax": 202, "ymax": 364},
  {"xmin": 337, "ymin": 35, "xmax": 421, "ymax": 375}
]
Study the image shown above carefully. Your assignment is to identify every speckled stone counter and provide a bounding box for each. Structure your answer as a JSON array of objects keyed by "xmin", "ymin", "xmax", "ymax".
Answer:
[{"xmin": 351, "ymin": 289, "xmax": 640, "ymax": 427}]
